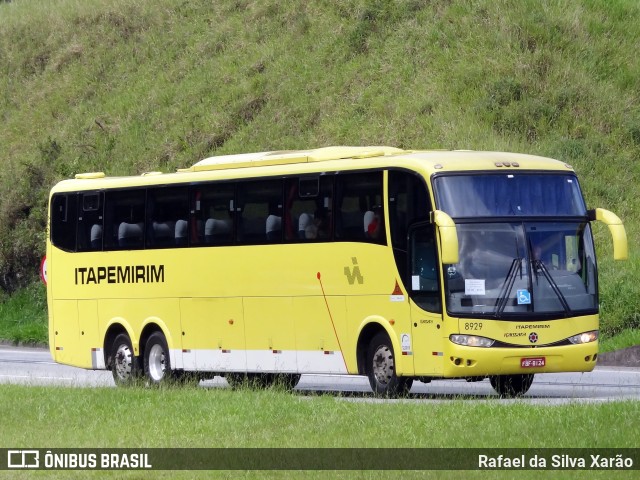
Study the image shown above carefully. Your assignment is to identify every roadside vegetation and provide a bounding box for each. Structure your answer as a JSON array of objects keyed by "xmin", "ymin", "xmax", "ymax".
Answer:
[
  {"xmin": 1, "ymin": 0, "xmax": 639, "ymax": 347},
  {"xmin": 0, "ymin": 282, "xmax": 46, "ymax": 345}
]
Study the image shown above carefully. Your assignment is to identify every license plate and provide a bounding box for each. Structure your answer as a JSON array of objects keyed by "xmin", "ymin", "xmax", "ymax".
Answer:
[{"xmin": 521, "ymin": 357, "xmax": 545, "ymax": 368}]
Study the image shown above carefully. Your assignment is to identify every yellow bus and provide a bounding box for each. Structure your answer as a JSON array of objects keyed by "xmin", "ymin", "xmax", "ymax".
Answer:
[{"xmin": 46, "ymin": 146, "xmax": 628, "ymax": 397}]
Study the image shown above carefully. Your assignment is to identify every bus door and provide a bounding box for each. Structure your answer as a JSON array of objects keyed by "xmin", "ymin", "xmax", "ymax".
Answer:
[{"xmin": 407, "ymin": 223, "xmax": 445, "ymax": 376}]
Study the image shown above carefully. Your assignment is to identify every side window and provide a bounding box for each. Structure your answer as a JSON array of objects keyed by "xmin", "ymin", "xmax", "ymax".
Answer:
[
  {"xmin": 50, "ymin": 193, "xmax": 78, "ymax": 252},
  {"xmin": 191, "ymin": 183, "xmax": 235, "ymax": 246},
  {"xmin": 284, "ymin": 176, "xmax": 333, "ymax": 241},
  {"xmin": 146, "ymin": 187, "xmax": 189, "ymax": 248},
  {"xmin": 77, "ymin": 192, "xmax": 104, "ymax": 252},
  {"xmin": 103, "ymin": 190, "xmax": 146, "ymax": 250},
  {"xmin": 388, "ymin": 170, "xmax": 430, "ymax": 251},
  {"xmin": 335, "ymin": 171, "xmax": 384, "ymax": 244},
  {"xmin": 237, "ymin": 179, "xmax": 283, "ymax": 244}
]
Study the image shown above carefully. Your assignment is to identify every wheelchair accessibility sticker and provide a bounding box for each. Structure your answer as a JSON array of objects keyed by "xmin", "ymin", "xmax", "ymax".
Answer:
[{"xmin": 517, "ymin": 289, "xmax": 531, "ymax": 305}]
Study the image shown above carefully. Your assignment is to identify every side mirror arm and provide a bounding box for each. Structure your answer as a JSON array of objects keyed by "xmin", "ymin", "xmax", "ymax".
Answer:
[{"xmin": 588, "ymin": 208, "xmax": 628, "ymax": 261}]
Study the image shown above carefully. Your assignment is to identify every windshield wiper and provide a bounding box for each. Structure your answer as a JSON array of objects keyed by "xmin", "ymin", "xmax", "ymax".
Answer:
[
  {"xmin": 495, "ymin": 257, "xmax": 522, "ymax": 318},
  {"xmin": 532, "ymin": 259, "xmax": 570, "ymax": 314}
]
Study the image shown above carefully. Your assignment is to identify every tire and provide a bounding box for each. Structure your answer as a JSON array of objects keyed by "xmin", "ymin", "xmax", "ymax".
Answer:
[
  {"xmin": 365, "ymin": 331, "xmax": 413, "ymax": 397},
  {"xmin": 110, "ymin": 333, "xmax": 141, "ymax": 386},
  {"xmin": 143, "ymin": 332, "xmax": 173, "ymax": 386},
  {"xmin": 489, "ymin": 374, "xmax": 535, "ymax": 398}
]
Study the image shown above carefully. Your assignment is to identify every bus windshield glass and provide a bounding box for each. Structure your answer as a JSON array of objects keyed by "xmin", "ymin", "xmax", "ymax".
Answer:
[
  {"xmin": 443, "ymin": 221, "xmax": 597, "ymax": 318},
  {"xmin": 433, "ymin": 173, "xmax": 587, "ymax": 217}
]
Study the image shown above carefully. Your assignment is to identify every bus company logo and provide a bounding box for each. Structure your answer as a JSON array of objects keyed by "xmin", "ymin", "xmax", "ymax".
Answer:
[
  {"xmin": 74, "ymin": 265, "xmax": 165, "ymax": 285},
  {"xmin": 344, "ymin": 257, "xmax": 364, "ymax": 285},
  {"xmin": 8, "ymin": 450, "xmax": 39, "ymax": 469},
  {"xmin": 529, "ymin": 332, "xmax": 539, "ymax": 343}
]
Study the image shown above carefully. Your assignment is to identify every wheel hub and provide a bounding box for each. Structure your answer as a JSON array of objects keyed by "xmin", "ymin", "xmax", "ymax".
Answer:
[
  {"xmin": 114, "ymin": 344, "xmax": 132, "ymax": 380},
  {"xmin": 372, "ymin": 345, "xmax": 394, "ymax": 386},
  {"xmin": 147, "ymin": 343, "xmax": 166, "ymax": 382}
]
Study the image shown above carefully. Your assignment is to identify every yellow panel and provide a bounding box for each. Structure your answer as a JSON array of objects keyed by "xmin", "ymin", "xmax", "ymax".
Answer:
[
  {"xmin": 179, "ymin": 297, "xmax": 244, "ymax": 351},
  {"xmin": 243, "ymin": 297, "xmax": 296, "ymax": 351},
  {"xmin": 293, "ymin": 296, "xmax": 344, "ymax": 352},
  {"xmin": 51, "ymin": 300, "xmax": 83, "ymax": 367},
  {"xmin": 410, "ymin": 302, "xmax": 445, "ymax": 376},
  {"xmin": 318, "ymin": 296, "xmax": 352, "ymax": 371},
  {"xmin": 77, "ymin": 300, "xmax": 100, "ymax": 368}
]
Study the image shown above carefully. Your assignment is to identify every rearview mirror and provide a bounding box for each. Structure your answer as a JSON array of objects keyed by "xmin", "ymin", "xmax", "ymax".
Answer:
[{"xmin": 431, "ymin": 210, "xmax": 459, "ymax": 264}]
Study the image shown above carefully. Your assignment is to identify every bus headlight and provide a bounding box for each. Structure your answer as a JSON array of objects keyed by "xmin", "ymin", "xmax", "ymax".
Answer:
[
  {"xmin": 450, "ymin": 334, "xmax": 495, "ymax": 348},
  {"xmin": 568, "ymin": 330, "xmax": 599, "ymax": 344}
]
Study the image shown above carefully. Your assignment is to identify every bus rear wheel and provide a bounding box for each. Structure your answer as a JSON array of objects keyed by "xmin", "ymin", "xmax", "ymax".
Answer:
[
  {"xmin": 144, "ymin": 332, "xmax": 174, "ymax": 386},
  {"xmin": 365, "ymin": 331, "xmax": 413, "ymax": 397},
  {"xmin": 489, "ymin": 374, "xmax": 535, "ymax": 398},
  {"xmin": 110, "ymin": 333, "xmax": 141, "ymax": 386}
]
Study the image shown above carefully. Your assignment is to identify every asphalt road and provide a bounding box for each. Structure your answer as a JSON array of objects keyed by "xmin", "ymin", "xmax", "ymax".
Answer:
[{"xmin": 1, "ymin": 345, "xmax": 639, "ymax": 404}]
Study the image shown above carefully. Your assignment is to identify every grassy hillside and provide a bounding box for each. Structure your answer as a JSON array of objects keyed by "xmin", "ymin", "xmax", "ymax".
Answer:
[{"xmin": 1, "ymin": 0, "xmax": 639, "ymax": 340}]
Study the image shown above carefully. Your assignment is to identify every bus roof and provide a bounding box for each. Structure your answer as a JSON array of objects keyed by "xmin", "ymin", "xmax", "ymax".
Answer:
[
  {"xmin": 182, "ymin": 146, "xmax": 406, "ymax": 171},
  {"xmin": 56, "ymin": 147, "xmax": 574, "ymax": 192},
  {"xmin": 184, "ymin": 147, "xmax": 572, "ymax": 173}
]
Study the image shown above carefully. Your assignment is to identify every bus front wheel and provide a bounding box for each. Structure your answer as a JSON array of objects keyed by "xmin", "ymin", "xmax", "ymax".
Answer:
[
  {"xmin": 489, "ymin": 374, "xmax": 535, "ymax": 398},
  {"xmin": 110, "ymin": 333, "xmax": 141, "ymax": 386},
  {"xmin": 365, "ymin": 331, "xmax": 413, "ymax": 397}
]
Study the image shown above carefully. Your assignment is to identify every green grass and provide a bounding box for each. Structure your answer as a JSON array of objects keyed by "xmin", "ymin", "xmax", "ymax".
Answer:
[
  {"xmin": 0, "ymin": 384, "xmax": 638, "ymax": 478},
  {"xmin": 4, "ymin": 385, "xmax": 637, "ymax": 448},
  {"xmin": 1, "ymin": 0, "xmax": 639, "ymax": 347}
]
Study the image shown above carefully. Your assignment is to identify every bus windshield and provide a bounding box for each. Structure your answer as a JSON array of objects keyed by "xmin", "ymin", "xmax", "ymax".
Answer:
[
  {"xmin": 433, "ymin": 173, "xmax": 587, "ymax": 217},
  {"xmin": 442, "ymin": 221, "xmax": 597, "ymax": 318}
]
